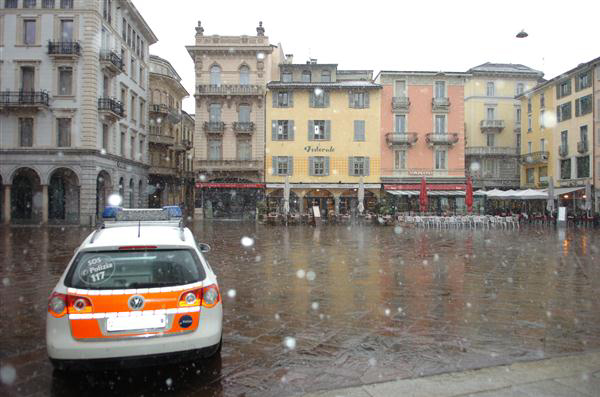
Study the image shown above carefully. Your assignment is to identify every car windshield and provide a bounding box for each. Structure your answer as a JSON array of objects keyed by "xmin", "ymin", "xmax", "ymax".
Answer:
[{"xmin": 65, "ymin": 249, "xmax": 205, "ymax": 290}]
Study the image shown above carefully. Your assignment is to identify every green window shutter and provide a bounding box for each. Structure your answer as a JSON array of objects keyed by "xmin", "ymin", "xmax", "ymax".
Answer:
[
  {"xmin": 289, "ymin": 91, "xmax": 294, "ymax": 107},
  {"xmin": 272, "ymin": 92, "xmax": 278, "ymax": 108},
  {"xmin": 308, "ymin": 120, "xmax": 314, "ymax": 141},
  {"xmin": 364, "ymin": 92, "xmax": 370, "ymax": 108},
  {"xmin": 324, "ymin": 157, "xmax": 330, "ymax": 176},
  {"xmin": 324, "ymin": 91, "xmax": 330, "ymax": 107},
  {"xmin": 288, "ymin": 120, "xmax": 295, "ymax": 140},
  {"xmin": 365, "ymin": 156, "xmax": 370, "ymax": 176},
  {"xmin": 272, "ymin": 156, "xmax": 278, "ymax": 175},
  {"xmin": 309, "ymin": 156, "xmax": 314, "ymax": 176},
  {"xmin": 348, "ymin": 156, "xmax": 354, "ymax": 176},
  {"xmin": 272, "ymin": 121, "xmax": 278, "ymax": 141},
  {"xmin": 325, "ymin": 120, "xmax": 331, "ymax": 140},
  {"xmin": 288, "ymin": 157, "xmax": 293, "ymax": 176}
]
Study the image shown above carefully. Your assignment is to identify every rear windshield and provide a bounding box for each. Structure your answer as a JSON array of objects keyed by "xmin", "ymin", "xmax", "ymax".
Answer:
[{"xmin": 65, "ymin": 249, "xmax": 206, "ymax": 290}]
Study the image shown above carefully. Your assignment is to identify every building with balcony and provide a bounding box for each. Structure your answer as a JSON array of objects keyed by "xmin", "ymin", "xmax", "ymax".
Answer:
[
  {"xmin": 148, "ymin": 54, "xmax": 190, "ymax": 209},
  {"xmin": 0, "ymin": 0, "xmax": 157, "ymax": 225},
  {"xmin": 376, "ymin": 71, "xmax": 468, "ymax": 213},
  {"xmin": 266, "ymin": 60, "xmax": 382, "ymax": 216},
  {"xmin": 186, "ymin": 21, "xmax": 282, "ymax": 219},
  {"xmin": 464, "ymin": 63, "xmax": 543, "ymax": 190}
]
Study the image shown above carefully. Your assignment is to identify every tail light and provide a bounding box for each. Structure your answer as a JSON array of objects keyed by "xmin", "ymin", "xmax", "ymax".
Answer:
[
  {"xmin": 48, "ymin": 292, "xmax": 67, "ymax": 318},
  {"xmin": 67, "ymin": 295, "xmax": 93, "ymax": 314},
  {"xmin": 179, "ymin": 288, "xmax": 202, "ymax": 307},
  {"xmin": 202, "ymin": 284, "xmax": 220, "ymax": 308}
]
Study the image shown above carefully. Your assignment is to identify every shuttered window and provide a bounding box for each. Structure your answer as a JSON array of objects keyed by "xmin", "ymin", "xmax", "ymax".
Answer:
[
  {"xmin": 271, "ymin": 120, "xmax": 294, "ymax": 141},
  {"xmin": 273, "ymin": 156, "xmax": 293, "ymax": 176},
  {"xmin": 348, "ymin": 157, "xmax": 370, "ymax": 176},
  {"xmin": 308, "ymin": 120, "xmax": 330, "ymax": 140},
  {"xmin": 349, "ymin": 91, "xmax": 369, "ymax": 108},
  {"xmin": 309, "ymin": 157, "xmax": 329, "ymax": 176}
]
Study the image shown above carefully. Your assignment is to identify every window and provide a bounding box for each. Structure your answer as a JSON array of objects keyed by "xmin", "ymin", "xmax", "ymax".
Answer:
[
  {"xmin": 527, "ymin": 114, "xmax": 532, "ymax": 131},
  {"xmin": 127, "ymin": 25, "xmax": 131, "ymax": 46},
  {"xmin": 273, "ymin": 120, "xmax": 293, "ymax": 141},
  {"xmin": 42, "ymin": 0, "xmax": 55, "ymax": 8},
  {"xmin": 210, "ymin": 65, "xmax": 221, "ymax": 86},
  {"xmin": 486, "ymin": 107, "xmax": 495, "ymax": 120},
  {"xmin": 575, "ymin": 70, "xmax": 591, "ymax": 91},
  {"xmin": 395, "ymin": 115, "xmax": 406, "ymax": 133},
  {"xmin": 486, "ymin": 82, "xmax": 495, "ymax": 96},
  {"xmin": 21, "ymin": 66, "xmax": 35, "ymax": 92},
  {"xmin": 354, "ymin": 120, "xmax": 365, "ymax": 141},
  {"xmin": 580, "ymin": 125, "xmax": 588, "ymax": 145},
  {"xmin": 577, "ymin": 156, "xmax": 590, "ymax": 178},
  {"xmin": 24, "ymin": 0, "xmax": 36, "ymax": 8},
  {"xmin": 122, "ymin": 18, "xmax": 127, "ymax": 41},
  {"xmin": 349, "ymin": 157, "xmax": 369, "ymax": 176},
  {"xmin": 526, "ymin": 168, "xmax": 534, "ymax": 184},
  {"xmin": 394, "ymin": 150, "xmax": 406, "ymax": 170},
  {"xmin": 102, "ymin": 124, "xmax": 109, "ymax": 150},
  {"xmin": 435, "ymin": 149, "xmax": 446, "ymax": 170},
  {"xmin": 310, "ymin": 89, "xmax": 328, "ymax": 107},
  {"xmin": 130, "ymin": 136, "xmax": 135, "ymax": 159},
  {"xmin": 301, "ymin": 70, "xmax": 311, "ymax": 83},
  {"xmin": 557, "ymin": 80, "xmax": 571, "ymax": 98},
  {"xmin": 539, "ymin": 167, "xmax": 547, "ymax": 182},
  {"xmin": 309, "ymin": 120, "xmax": 329, "ymax": 140},
  {"xmin": 282, "ymin": 71, "xmax": 292, "ymax": 82},
  {"xmin": 516, "ymin": 83, "xmax": 524, "ymax": 95},
  {"xmin": 19, "ymin": 118, "xmax": 34, "ymax": 147},
  {"xmin": 237, "ymin": 139, "xmax": 252, "ymax": 160},
  {"xmin": 208, "ymin": 139, "xmax": 221, "ymax": 160},
  {"xmin": 57, "ymin": 118, "xmax": 71, "ymax": 147},
  {"xmin": 239, "ymin": 65, "xmax": 250, "ymax": 85},
  {"xmin": 58, "ymin": 67, "xmax": 72, "ymax": 95},
  {"xmin": 274, "ymin": 91, "xmax": 292, "ymax": 107},
  {"xmin": 349, "ymin": 92, "xmax": 368, "ymax": 108},
  {"xmin": 5, "ymin": 0, "xmax": 17, "ymax": 8},
  {"xmin": 575, "ymin": 95, "xmax": 592, "ymax": 116},
  {"xmin": 516, "ymin": 133, "xmax": 521, "ymax": 153},
  {"xmin": 435, "ymin": 115, "xmax": 446, "ymax": 134},
  {"xmin": 527, "ymin": 141, "xmax": 532, "ymax": 153},
  {"xmin": 560, "ymin": 159, "xmax": 571, "ymax": 180},
  {"xmin": 120, "ymin": 132, "xmax": 126, "ymax": 156},
  {"xmin": 486, "ymin": 133, "xmax": 495, "ymax": 147},
  {"xmin": 516, "ymin": 107, "xmax": 521, "ymax": 123},
  {"xmin": 540, "ymin": 93, "xmax": 545, "ymax": 108},
  {"xmin": 540, "ymin": 110, "xmax": 545, "ymax": 128},
  {"xmin": 238, "ymin": 104, "xmax": 250, "ymax": 122},
  {"xmin": 103, "ymin": 0, "xmax": 112, "ymax": 23},
  {"xmin": 139, "ymin": 137, "xmax": 144, "ymax": 160},
  {"xmin": 130, "ymin": 58, "xmax": 136, "ymax": 80},
  {"xmin": 208, "ymin": 103, "xmax": 221, "ymax": 122},
  {"xmin": 395, "ymin": 80, "xmax": 407, "ymax": 97},
  {"xmin": 139, "ymin": 66, "xmax": 144, "ymax": 88},
  {"xmin": 540, "ymin": 138, "xmax": 546, "ymax": 152},
  {"xmin": 561, "ymin": 130, "xmax": 568, "ymax": 149},
  {"xmin": 527, "ymin": 98, "xmax": 532, "ymax": 113},
  {"xmin": 557, "ymin": 102, "xmax": 572, "ymax": 122},
  {"xmin": 24, "ymin": 19, "xmax": 36, "ymax": 45},
  {"xmin": 310, "ymin": 156, "xmax": 329, "ymax": 176},
  {"xmin": 274, "ymin": 156, "xmax": 292, "ymax": 176},
  {"xmin": 130, "ymin": 95, "xmax": 136, "ymax": 121},
  {"xmin": 435, "ymin": 81, "xmax": 445, "ymax": 98},
  {"xmin": 60, "ymin": 0, "xmax": 72, "ymax": 9},
  {"xmin": 321, "ymin": 70, "xmax": 331, "ymax": 83},
  {"xmin": 60, "ymin": 19, "xmax": 73, "ymax": 41}
]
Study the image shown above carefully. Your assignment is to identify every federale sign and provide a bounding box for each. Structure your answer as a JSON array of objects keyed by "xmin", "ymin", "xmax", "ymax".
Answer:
[{"xmin": 304, "ymin": 145, "xmax": 335, "ymax": 153}]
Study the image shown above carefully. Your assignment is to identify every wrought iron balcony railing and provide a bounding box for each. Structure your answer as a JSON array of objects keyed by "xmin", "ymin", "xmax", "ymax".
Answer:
[
  {"xmin": 391, "ymin": 96, "xmax": 410, "ymax": 112},
  {"xmin": 203, "ymin": 121, "xmax": 225, "ymax": 133},
  {"xmin": 385, "ymin": 132, "xmax": 418, "ymax": 146},
  {"xmin": 99, "ymin": 50, "xmax": 124, "ymax": 73},
  {"xmin": 150, "ymin": 103, "xmax": 170, "ymax": 114},
  {"xmin": 577, "ymin": 141, "xmax": 588, "ymax": 154},
  {"xmin": 425, "ymin": 133, "xmax": 459, "ymax": 146},
  {"xmin": 47, "ymin": 41, "xmax": 81, "ymax": 57},
  {"xmin": 98, "ymin": 97, "xmax": 124, "ymax": 118},
  {"xmin": 233, "ymin": 122, "xmax": 255, "ymax": 133},
  {"xmin": 519, "ymin": 151, "xmax": 549, "ymax": 164},
  {"xmin": 0, "ymin": 91, "xmax": 50, "ymax": 108}
]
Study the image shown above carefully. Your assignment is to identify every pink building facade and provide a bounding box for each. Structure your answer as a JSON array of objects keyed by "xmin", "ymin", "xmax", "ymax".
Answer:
[{"xmin": 376, "ymin": 71, "xmax": 469, "ymax": 213}]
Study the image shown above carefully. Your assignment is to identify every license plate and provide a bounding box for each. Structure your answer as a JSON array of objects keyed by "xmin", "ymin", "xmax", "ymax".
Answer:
[{"xmin": 106, "ymin": 315, "xmax": 166, "ymax": 332}]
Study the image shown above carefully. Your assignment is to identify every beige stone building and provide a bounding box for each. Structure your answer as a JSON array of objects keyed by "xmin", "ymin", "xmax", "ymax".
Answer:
[
  {"xmin": 147, "ymin": 54, "xmax": 191, "ymax": 209},
  {"xmin": 0, "ymin": 0, "xmax": 156, "ymax": 225},
  {"xmin": 186, "ymin": 21, "xmax": 283, "ymax": 218}
]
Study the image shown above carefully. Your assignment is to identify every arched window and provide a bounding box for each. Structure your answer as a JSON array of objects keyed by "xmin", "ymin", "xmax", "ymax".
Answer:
[
  {"xmin": 239, "ymin": 65, "xmax": 250, "ymax": 85},
  {"xmin": 210, "ymin": 65, "xmax": 221, "ymax": 86},
  {"xmin": 302, "ymin": 70, "xmax": 311, "ymax": 83}
]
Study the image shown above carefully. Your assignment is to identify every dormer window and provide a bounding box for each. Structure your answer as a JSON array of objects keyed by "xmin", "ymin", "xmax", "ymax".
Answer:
[
  {"xmin": 282, "ymin": 71, "xmax": 292, "ymax": 83},
  {"xmin": 301, "ymin": 70, "xmax": 311, "ymax": 83},
  {"xmin": 321, "ymin": 70, "xmax": 331, "ymax": 83}
]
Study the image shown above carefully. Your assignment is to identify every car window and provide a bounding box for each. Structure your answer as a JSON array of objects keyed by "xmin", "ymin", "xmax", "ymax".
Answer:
[{"xmin": 65, "ymin": 249, "xmax": 206, "ymax": 289}]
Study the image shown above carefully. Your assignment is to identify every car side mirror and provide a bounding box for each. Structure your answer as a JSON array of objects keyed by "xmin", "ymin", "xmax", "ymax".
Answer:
[{"xmin": 198, "ymin": 243, "xmax": 211, "ymax": 253}]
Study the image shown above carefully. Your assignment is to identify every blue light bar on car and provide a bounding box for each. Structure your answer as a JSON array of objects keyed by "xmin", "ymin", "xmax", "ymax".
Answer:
[{"xmin": 115, "ymin": 209, "xmax": 170, "ymax": 221}]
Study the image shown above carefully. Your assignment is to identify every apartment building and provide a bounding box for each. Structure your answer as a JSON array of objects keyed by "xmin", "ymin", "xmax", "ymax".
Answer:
[
  {"xmin": 376, "ymin": 71, "xmax": 468, "ymax": 213},
  {"xmin": 186, "ymin": 21, "xmax": 282, "ymax": 219},
  {"xmin": 0, "ymin": 0, "xmax": 157, "ymax": 225},
  {"xmin": 147, "ymin": 54, "xmax": 190, "ymax": 208},
  {"xmin": 464, "ymin": 63, "xmax": 543, "ymax": 190},
  {"xmin": 265, "ymin": 59, "xmax": 382, "ymax": 217}
]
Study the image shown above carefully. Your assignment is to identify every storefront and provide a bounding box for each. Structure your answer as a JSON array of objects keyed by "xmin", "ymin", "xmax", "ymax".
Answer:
[
  {"xmin": 196, "ymin": 181, "xmax": 265, "ymax": 219},
  {"xmin": 384, "ymin": 184, "xmax": 467, "ymax": 214}
]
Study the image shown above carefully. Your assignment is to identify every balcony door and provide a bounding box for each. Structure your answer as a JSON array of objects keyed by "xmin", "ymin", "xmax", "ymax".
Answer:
[
  {"xmin": 60, "ymin": 19, "xmax": 73, "ymax": 41},
  {"xmin": 435, "ymin": 115, "xmax": 446, "ymax": 134},
  {"xmin": 21, "ymin": 67, "xmax": 35, "ymax": 92},
  {"xmin": 486, "ymin": 107, "xmax": 495, "ymax": 121},
  {"xmin": 435, "ymin": 81, "xmax": 445, "ymax": 98},
  {"xmin": 395, "ymin": 80, "xmax": 406, "ymax": 97},
  {"xmin": 395, "ymin": 115, "xmax": 406, "ymax": 133},
  {"xmin": 238, "ymin": 104, "xmax": 250, "ymax": 122},
  {"xmin": 209, "ymin": 103, "xmax": 221, "ymax": 122}
]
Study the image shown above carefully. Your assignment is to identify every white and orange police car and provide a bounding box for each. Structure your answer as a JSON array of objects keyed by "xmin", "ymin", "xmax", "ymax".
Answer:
[{"xmin": 46, "ymin": 209, "xmax": 222, "ymax": 370}]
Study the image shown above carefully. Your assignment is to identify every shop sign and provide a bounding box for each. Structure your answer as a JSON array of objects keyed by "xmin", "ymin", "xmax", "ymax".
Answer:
[{"xmin": 304, "ymin": 145, "xmax": 335, "ymax": 153}]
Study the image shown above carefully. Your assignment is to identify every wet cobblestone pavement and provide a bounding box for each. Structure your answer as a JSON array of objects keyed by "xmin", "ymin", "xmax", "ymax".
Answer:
[{"xmin": 0, "ymin": 222, "xmax": 599, "ymax": 396}]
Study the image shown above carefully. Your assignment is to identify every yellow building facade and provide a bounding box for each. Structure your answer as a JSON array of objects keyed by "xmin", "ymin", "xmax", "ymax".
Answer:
[
  {"xmin": 265, "ymin": 60, "xmax": 381, "ymax": 216},
  {"xmin": 464, "ymin": 63, "xmax": 543, "ymax": 189}
]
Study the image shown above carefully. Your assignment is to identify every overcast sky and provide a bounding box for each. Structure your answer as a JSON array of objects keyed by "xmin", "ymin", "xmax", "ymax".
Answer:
[{"xmin": 132, "ymin": 0, "xmax": 599, "ymax": 114}]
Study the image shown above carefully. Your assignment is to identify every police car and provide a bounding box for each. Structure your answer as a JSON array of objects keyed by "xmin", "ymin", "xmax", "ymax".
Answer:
[{"xmin": 46, "ymin": 209, "xmax": 222, "ymax": 370}]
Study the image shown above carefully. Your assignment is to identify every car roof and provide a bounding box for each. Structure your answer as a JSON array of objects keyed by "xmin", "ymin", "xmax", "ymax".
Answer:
[{"xmin": 82, "ymin": 224, "xmax": 197, "ymax": 250}]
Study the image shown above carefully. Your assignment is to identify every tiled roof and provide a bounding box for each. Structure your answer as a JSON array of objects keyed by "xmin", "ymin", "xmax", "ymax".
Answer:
[
  {"xmin": 468, "ymin": 62, "xmax": 543, "ymax": 75},
  {"xmin": 267, "ymin": 81, "xmax": 381, "ymax": 89}
]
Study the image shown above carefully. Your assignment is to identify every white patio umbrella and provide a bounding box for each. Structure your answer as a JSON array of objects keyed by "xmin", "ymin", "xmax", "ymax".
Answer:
[
  {"xmin": 357, "ymin": 176, "xmax": 365, "ymax": 213},
  {"xmin": 483, "ymin": 189, "xmax": 505, "ymax": 198},
  {"xmin": 519, "ymin": 189, "xmax": 548, "ymax": 199},
  {"xmin": 283, "ymin": 175, "xmax": 290, "ymax": 216}
]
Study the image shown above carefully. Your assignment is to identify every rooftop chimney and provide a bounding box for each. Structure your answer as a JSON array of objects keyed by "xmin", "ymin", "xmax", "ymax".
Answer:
[{"xmin": 285, "ymin": 54, "xmax": 294, "ymax": 64}]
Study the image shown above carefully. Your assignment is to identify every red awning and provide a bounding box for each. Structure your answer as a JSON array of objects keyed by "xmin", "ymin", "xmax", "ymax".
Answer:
[
  {"xmin": 384, "ymin": 184, "xmax": 466, "ymax": 191},
  {"xmin": 195, "ymin": 183, "xmax": 265, "ymax": 189}
]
